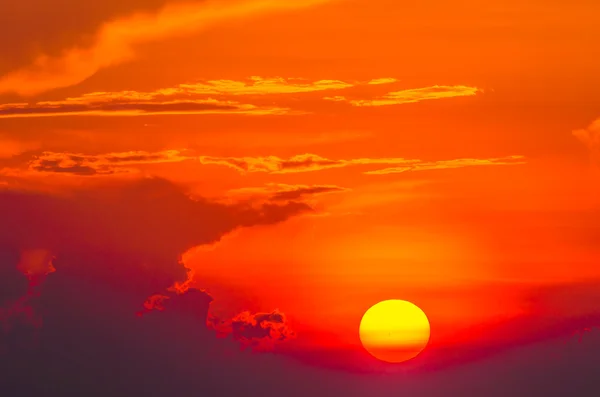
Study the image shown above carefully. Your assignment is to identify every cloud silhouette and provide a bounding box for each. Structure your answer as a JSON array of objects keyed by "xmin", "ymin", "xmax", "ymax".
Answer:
[
  {"xmin": 0, "ymin": 177, "xmax": 311, "ymax": 302},
  {"xmin": 211, "ymin": 309, "xmax": 295, "ymax": 351},
  {"xmin": 0, "ymin": 176, "xmax": 312, "ymax": 393}
]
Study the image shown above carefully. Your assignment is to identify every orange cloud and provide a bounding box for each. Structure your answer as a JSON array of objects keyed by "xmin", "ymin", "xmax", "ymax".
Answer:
[
  {"xmin": 364, "ymin": 156, "xmax": 527, "ymax": 175},
  {"xmin": 28, "ymin": 150, "xmax": 191, "ymax": 175},
  {"xmin": 325, "ymin": 85, "xmax": 480, "ymax": 106},
  {"xmin": 0, "ymin": 0, "xmax": 336, "ymax": 96},
  {"xmin": 198, "ymin": 153, "xmax": 524, "ymax": 174},
  {"xmin": 573, "ymin": 118, "xmax": 600, "ymax": 166}
]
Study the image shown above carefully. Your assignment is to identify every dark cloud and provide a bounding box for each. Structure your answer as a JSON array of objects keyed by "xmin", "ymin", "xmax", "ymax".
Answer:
[
  {"xmin": 0, "ymin": 177, "xmax": 311, "ymax": 395},
  {"xmin": 211, "ymin": 310, "xmax": 296, "ymax": 351},
  {"xmin": 0, "ymin": 178, "xmax": 599, "ymax": 397},
  {"xmin": 0, "ymin": 177, "xmax": 311, "ymax": 297},
  {"xmin": 27, "ymin": 150, "xmax": 189, "ymax": 175}
]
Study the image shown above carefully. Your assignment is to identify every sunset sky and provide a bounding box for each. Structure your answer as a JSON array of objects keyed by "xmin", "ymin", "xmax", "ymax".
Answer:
[{"xmin": 1, "ymin": 0, "xmax": 600, "ymax": 396}]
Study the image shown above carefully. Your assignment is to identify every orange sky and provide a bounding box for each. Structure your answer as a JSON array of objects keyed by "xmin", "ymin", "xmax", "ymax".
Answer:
[{"xmin": 1, "ymin": 0, "xmax": 600, "ymax": 368}]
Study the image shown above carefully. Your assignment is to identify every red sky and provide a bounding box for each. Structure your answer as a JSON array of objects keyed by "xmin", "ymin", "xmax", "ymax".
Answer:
[{"xmin": 1, "ymin": 0, "xmax": 600, "ymax": 390}]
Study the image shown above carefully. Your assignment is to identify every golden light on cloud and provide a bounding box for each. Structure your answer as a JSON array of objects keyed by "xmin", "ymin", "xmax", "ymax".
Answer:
[
  {"xmin": 0, "ymin": 76, "xmax": 375, "ymax": 118},
  {"xmin": 359, "ymin": 300, "xmax": 430, "ymax": 363},
  {"xmin": 180, "ymin": 77, "xmax": 354, "ymax": 95},
  {"xmin": 363, "ymin": 155, "xmax": 526, "ymax": 175},
  {"xmin": 339, "ymin": 85, "xmax": 480, "ymax": 107}
]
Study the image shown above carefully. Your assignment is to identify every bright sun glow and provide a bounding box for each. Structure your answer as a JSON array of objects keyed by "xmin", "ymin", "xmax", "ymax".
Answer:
[{"xmin": 359, "ymin": 300, "xmax": 431, "ymax": 363}]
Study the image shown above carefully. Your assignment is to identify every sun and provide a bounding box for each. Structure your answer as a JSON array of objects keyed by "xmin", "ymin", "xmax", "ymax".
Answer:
[{"xmin": 359, "ymin": 300, "xmax": 430, "ymax": 363}]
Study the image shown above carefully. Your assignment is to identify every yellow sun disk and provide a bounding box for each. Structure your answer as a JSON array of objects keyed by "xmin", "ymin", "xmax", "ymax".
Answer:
[{"xmin": 359, "ymin": 300, "xmax": 430, "ymax": 363}]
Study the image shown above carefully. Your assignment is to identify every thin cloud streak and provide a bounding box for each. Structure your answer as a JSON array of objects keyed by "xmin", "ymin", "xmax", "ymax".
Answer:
[
  {"xmin": 198, "ymin": 153, "xmax": 525, "ymax": 174},
  {"xmin": 198, "ymin": 153, "xmax": 420, "ymax": 174},
  {"xmin": 226, "ymin": 183, "xmax": 350, "ymax": 202},
  {"xmin": 367, "ymin": 78, "xmax": 399, "ymax": 85},
  {"xmin": 0, "ymin": 0, "xmax": 336, "ymax": 96},
  {"xmin": 28, "ymin": 150, "xmax": 192, "ymax": 175},
  {"xmin": 179, "ymin": 76, "xmax": 354, "ymax": 95},
  {"xmin": 364, "ymin": 156, "xmax": 527, "ymax": 175},
  {"xmin": 0, "ymin": 98, "xmax": 294, "ymax": 119},
  {"xmin": 324, "ymin": 85, "xmax": 480, "ymax": 107}
]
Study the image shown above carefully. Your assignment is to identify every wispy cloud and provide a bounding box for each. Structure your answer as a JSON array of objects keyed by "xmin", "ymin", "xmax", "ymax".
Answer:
[
  {"xmin": 198, "ymin": 153, "xmax": 420, "ymax": 174},
  {"xmin": 227, "ymin": 183, "xmax": 350, "ymax": 202},
  {"xmin": 198, "ymin": 153, "xmax": 524, "ymax": 174},
  {"xmin": 179, "ymin": 76, "xmax": 353, "ymax": 95},
  {"xmin": 28, "ymin": 150, "xmax": 192, "ymax": 175},
  {"xmin": 0, "ymin": 97, "xmax": 292, "ymax": 119},
  {"xmin": 364, "ymin": 156, "xmax": 526, "ymax": 175},
  {"xmin": 0, "ymin": 75, "xmax": 385, "ymax": 118},
  {"xmin": 325, "ymin": 85, "xmax": 480, "ymax": 107},
  {"xmin": 0, "ymin": 0, "xmax": 336, "ymax": 96},
  {"xmin": 367, "ymin": 78, "xmax": 399, "ymax": 85}
]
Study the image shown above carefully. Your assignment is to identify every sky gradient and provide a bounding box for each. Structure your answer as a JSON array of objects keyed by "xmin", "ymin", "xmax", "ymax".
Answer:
[{"xmin": 1, "ymin": 1, "xmax": 600, "ymax": 396}]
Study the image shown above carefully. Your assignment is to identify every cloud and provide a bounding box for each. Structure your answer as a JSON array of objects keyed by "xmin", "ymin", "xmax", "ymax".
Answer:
[
  {"xmin": 198, "ymin": 153, "xmax": 420, "ymax": 174},
  {"xmin": 0, "ymin": 0, "xmax": 169, "ymax": 74},
  {"xmin": 27, "ymin": 150, "xmax": 192, "ymax": 176},
  {"xmin": 0, "ymin": 249, "xmax": 55, "ymax": 351},
  {"xmin": 323, "ymin": 95, "xmax": 348, "ymax": 102},
  {"xmin": 226, "ymin": 183, "xmax": 350, "ymax": 202},
  {"xmin": 364, "ymin": 155, "xmax": 527, "ymax": 175},
  {"xmin": 211, "ymin": 310, "xmax": 295, "ymax": 351},
  {"xmin": 367, "ymin": 78, "xmax": 399, "ymax": 85},
  {"xmin": 325, "ymin": 85, "xmax": 480, "ymax": 107},
  {"xmin": 198, "ymin": 153, "xmax": 525, "ymax": 174},
  {"xmin": 0, "ymin": 97, "xmax": 292, "ymax": 119},
  {"xmin": 573, "ymin": 118, "xmax": 600, "ymax": 166},
  {"xmin": 0, "ymin": 177, "xmax": 312, "ymax": 301},
  {"xmin": 0, "ymin": 0, "xmax": 335, "ymax": 96},
  {"xmin": 179, "ymin": 76, "xmax": 353, "ymax": 95},
  {"xmin": 0, "ymin": 176, "xmax": 311, "ymax": 374},
  {"xmin": 0, "ymin": 75, "xmax": 403, "ymax": 118}
]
